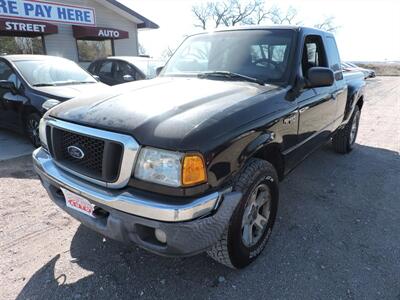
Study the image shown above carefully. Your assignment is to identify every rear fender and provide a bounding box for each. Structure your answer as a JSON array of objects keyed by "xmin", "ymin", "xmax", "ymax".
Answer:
[{"xmin": 344, "ymin": 81, "xmax": 365, "ymax": 123}]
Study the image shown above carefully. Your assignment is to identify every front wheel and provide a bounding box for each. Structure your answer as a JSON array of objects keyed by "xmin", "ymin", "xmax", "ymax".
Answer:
[
  {"xmin": 25, "ymin": 113, "xmax": 41, "ymax": 148},
  {"xmin": 207, "ymin": 158, "xmax": 279, "ymax": 269}
]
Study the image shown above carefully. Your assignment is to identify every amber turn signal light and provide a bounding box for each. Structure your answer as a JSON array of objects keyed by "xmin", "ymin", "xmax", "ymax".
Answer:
[{"xmin": 182, "ymin": 154, "xmax": 207, "ymax": 186}]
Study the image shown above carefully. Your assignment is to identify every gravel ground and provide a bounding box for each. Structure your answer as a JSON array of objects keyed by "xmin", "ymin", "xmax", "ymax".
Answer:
[{"xmin": 0, "ymin": 77, "xmax": 399, "ymax": 300}]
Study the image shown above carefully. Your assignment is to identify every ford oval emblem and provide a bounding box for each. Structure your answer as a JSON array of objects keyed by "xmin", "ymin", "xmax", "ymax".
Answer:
[{"xmin": 67, "ymin": 145, "xmax": 85, "ymax": 160}]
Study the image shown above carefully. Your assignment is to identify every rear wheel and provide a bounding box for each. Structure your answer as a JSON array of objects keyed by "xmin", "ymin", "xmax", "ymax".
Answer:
[
  {"xmin": 332, "ymin": 106, "xmax": 361, "ymax": 154},
  {"xmin": 207, "ymin": 158, "xmax": 279, "ymax": 269},
  {"xmin": 25, "ymin": 113, "xmax": 41, "ymax": 148}
]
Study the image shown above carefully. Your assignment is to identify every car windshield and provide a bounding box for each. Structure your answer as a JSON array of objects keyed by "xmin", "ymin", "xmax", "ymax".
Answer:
[
  {"xmin": 161, "ymin": 29, "xmax": 295, "ymax": 84},
  {"xmin": 14, "ymin": 59, "xmax": 96, "ymax": 86}
]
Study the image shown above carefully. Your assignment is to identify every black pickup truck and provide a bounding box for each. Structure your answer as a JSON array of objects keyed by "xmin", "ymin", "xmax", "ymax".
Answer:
[{"xmin": 33, "ymin": 26, "xmax": 365, "ymax": 269}]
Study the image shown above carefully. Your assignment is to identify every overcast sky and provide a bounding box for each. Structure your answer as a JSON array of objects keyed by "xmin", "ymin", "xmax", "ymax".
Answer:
[{"xmin": 121, "ymin": 0, "xmax": 400, "ymax": 62}]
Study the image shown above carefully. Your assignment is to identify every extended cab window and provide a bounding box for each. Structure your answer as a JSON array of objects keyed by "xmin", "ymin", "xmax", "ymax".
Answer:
[
  {"xmin": 325, "ymin": 36, "xmax": 343, "ymax": 80},
  {"xmin": 302, "ymin": 35, "xmax": 327, "ymax": 78}
]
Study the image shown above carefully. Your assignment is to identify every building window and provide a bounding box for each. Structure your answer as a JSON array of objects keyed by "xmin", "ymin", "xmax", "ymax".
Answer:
[
  {"xmin": 76, "ymin": 39, "xmax": 114, "ymax": 62},
  {"xmin": 0, "ymin": 36, "xmax": 45, "ymax": 55}
]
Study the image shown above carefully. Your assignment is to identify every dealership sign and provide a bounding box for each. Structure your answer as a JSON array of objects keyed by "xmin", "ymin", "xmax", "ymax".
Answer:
[
  {"xmin": 0, "ymin": 18, "xmax": 58, "ymax": 34},
  {"xmin": 0, "ymin": 0, "xmax": 96, "ymax": 25},
  {"xmin": 73, "ymin": 25, "xmax": 129, "ymax": 40}
]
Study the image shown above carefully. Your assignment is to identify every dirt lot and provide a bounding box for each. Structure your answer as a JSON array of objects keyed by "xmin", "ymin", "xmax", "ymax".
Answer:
[
  {"xmin": 1, "ymin": 77, "xmax": 399, "ymax": 300},
  {"xmin": 357, "ymin": 62, "xmax": 400, "ymax": 76}
]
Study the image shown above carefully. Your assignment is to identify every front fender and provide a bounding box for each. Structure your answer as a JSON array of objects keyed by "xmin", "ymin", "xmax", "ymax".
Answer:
[{"xmin": 207, "ymin": 129, "xmax": 283, "ymax": 188}]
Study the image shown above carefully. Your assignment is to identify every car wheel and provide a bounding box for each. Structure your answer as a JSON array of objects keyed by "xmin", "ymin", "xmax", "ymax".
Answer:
[
  {"xmin": 25, "ymin": 113, "xmax": 41, "ymax": 148},
  {"xmin": 207, "ymin": 158, "xmax": 279, "ymax": 269},
  {"xmin": 332, "ymin": 106, "xmax": 361, "ymax": 154}
]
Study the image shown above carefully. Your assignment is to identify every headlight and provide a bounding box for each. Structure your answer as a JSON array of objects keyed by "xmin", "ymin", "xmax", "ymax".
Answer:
[
  {"xmin": 42, "ymin": 99, "xmax": 60, "ymax": 110},
  {"xmin": 38, "ymin": 118, "xmax": 48, "ymax": 148},
  {"xmin": 134, "ymin": 147, "xmax": 207, "ymax": 187}
]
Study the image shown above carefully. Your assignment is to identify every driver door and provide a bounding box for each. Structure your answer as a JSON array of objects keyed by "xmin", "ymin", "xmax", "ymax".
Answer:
[{"xmin": 297, "ymin": 35, "xmax": 337, "ymax": 146}]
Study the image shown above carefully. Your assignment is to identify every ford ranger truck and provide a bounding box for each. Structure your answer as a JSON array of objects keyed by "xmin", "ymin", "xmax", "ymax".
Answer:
[{"xmin": 33, "ymin": 26, "xmax": 365, "ymax": 269}]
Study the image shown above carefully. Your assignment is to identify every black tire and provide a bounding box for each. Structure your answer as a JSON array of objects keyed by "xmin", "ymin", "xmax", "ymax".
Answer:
[
  {"xmin": 207, "ymin": 158, "xmax": 279, "ymax": 269},
  {"xmin": 25, "ymin": 113, "xmax": 41, "ymax": 148},
  {"xmin": 332, "ymin": 106, "xmax": 361, "ymax": 154}
]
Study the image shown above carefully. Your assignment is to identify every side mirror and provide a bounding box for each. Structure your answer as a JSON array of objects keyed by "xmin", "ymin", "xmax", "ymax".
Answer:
[
  {"xmin": 307, "ymin": 67, "xmax": 334, "ymax": 88},
  {"xmin": 0, "ymin": 80, "xmax": 16, "ymax": 93},
  {"xmin": 123, "ymin": 74, "xmax": 134, "ymax": 82},
  {"xmin": 156, "ymin": 66, "xmax": 164, "ymax": 76},
  {"xmin": 92, "ymin": 75, "xmax": 100, "ymax": 81}
]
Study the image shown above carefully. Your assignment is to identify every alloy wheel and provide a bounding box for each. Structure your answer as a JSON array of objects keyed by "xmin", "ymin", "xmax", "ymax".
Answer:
[{"xmin": 241, "ymin": 183, "xmax": 272, "ymax": 247}]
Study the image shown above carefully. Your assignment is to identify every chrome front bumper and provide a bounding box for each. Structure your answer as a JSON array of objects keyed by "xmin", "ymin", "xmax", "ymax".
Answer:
[{"xmin": 33, "ymin": 147, "xmax": 221, "ymax": 222}]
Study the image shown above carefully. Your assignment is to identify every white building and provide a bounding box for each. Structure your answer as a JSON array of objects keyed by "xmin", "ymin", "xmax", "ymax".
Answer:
[{"xmin": 0, "ymin": 0, "xmax": 158, "ymax": 66}]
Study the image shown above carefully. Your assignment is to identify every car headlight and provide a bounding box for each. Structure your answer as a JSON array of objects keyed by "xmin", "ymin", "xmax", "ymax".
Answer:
[
  {"xmin": 42, "ymin": 99, "xmax": 61, "ymax": 110},
  {"xmin": 134, "ymin": 147, "xmax": 207, "ymax": 187},
  {"xmin": 38, "ymin": 118, "xmax": 48, "ymax": 148}
]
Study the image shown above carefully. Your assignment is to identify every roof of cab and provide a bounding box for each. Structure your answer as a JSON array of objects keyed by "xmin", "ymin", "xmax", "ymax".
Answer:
[{"xmin": 197, "ymin": 25, "xmax": 332, "ymax": 35}]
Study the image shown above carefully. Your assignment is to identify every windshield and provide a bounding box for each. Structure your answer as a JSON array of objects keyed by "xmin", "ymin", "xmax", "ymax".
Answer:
[
  {"xmin": 15, "ymin": 59, "xmax": 96, "ymax": 86},
  {"xmin": 161, "ymin": 29, "xmax": 295, "ymax": 84}
]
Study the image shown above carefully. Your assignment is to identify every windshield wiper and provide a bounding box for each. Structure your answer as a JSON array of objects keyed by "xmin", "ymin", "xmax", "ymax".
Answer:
[
  {"xmin": 33, "ymin": 83, "xmax": 56, "ymax": 87},
  {"xmin": 198, "ymin": 71, "xmax": 265, "ymax": 86}
]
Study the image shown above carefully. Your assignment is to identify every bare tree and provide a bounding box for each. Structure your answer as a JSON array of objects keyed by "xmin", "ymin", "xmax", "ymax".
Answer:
[
  {"xmin": 222, "ymin": 0, "xmax": 262, "ymax": 26},
  {"xmin": 192, "ymin": 0, "xmax": 266, "ymax": 29},
  {"xmin": 267, "ymin": 5, "xmax": 301, "ymax": 25},
  {"xmin": 314, "ymin": 16, "xmax": 340, "ymax": 33},
  {"xmin": 252, "ymin": 3, "xmax": 271, "ymax": 25},
  {"xmin": 210, "ymin": 2, "xmax": 231, "ymax": 28},
  {"xmin": 192, "ymin": 1, "xmax": 339, "ymax": 32},
  {"xmin": 192, "ymin": 2, "xmax": 213, "ymax": 30}
]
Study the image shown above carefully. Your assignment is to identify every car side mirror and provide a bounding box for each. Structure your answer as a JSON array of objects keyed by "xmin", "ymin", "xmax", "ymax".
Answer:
[
  {"xmin": 307, "ymin": 67, "xmax": 334, "ymax": 88},
  {"xmin": 123, "ymin": 74, "xmax": 134, "ymax": 82},
  {"xmin": 156, "ymin": 66, "xmax": 164, "ymax": 76},
  {"xmin": 92, "ymin": 75, "xmax": 100, "ymax": 81},
  {"xmin": 0, "ymin": 80, "xmax": 16, "ymax": 93}
]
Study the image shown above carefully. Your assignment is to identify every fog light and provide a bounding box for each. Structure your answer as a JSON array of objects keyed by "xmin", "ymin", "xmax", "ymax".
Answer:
[{"xmin": 155, "ymin": 229, "xmax": 167, "ymax": 244}]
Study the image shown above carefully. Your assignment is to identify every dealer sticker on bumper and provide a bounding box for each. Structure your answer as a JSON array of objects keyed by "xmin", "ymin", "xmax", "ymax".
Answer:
[{"xmin": 61, "ymin": 188, "xmax": 95, "ymax": 218}]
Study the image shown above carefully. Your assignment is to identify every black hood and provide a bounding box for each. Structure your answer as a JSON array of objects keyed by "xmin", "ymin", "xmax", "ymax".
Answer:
[
  {"xmin": 34, "ymin": 82, "xmax": 108, "ymax": 100},
  {"xmin": 49, "ymin": 77, "xmax": 283, "ymax": 150}
]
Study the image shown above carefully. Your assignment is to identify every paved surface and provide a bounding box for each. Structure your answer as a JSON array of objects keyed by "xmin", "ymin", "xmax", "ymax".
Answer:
[
  {"xmin": 0, "ymin": 130, "xmax": 34, "ymax": 161},
  {"xmin": 0, "ymin": 77, "xmax": 399, "ymax": 300}
]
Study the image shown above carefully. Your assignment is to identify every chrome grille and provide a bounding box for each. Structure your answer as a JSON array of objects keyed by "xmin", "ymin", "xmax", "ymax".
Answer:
[{"xmin": 45, "ymin": 118, "xmax": 139, "ymax": 189}]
